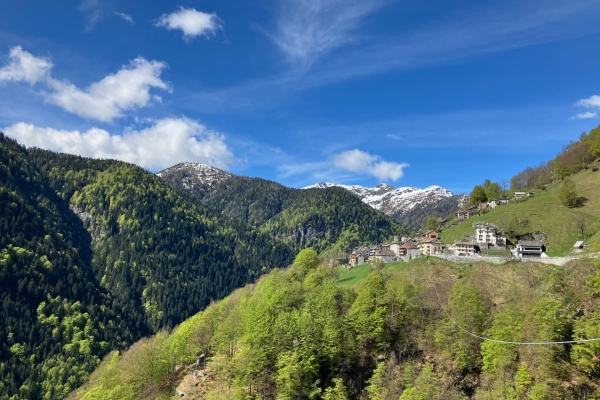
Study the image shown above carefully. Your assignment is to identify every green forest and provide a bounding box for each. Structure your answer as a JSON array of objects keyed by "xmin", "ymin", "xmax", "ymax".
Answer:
[
  {"xmin": 0, "ymin": 133, "xmax": 297, "ymax": 399},
  {"xmin": 159, "ymin": 169, "xmax": 405, "ymax": 253},
  {"xmin": 73, "ymin": 250, "xmax": 600, "ymax": 399}
]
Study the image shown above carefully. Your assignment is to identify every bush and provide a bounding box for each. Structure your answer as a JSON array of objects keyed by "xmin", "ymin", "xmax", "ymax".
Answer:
[{"xmin": 558, "ymin": 177, "xmax": 578, "ymax": 208}]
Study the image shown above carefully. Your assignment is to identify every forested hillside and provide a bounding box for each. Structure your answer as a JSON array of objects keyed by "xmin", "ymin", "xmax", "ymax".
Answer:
[
  {"xmin": 0, "ymin": 134, "xmax": 134, "ymax": 398},
  {"xmin": 0, "ymin": 134, "xmax": 295, "ymax": 400},
  {"xmin": 159, "ymin": 170, "xmax": 405, "ymax": 253},
  {"xmin": 72, "ymin": 251, "xmax": 600, "ymax": 399}
]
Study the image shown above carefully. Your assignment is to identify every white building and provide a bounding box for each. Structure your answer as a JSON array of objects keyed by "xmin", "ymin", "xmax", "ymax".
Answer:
[
  {"xmin": 449, "ymin": 241, "xmax": 479, "ymax": 256},
  {"xmin": 488, "ymin": 197, "xmax": 510, "ymax": 208},
  {"xmin": 512, "ymin": 240, "xmax": 546, "ymax": 258},
  {"xmin": 514, "ymin": 192, "xmax": 527, "ymax": 200},
  {"xmin": 418, "ymin": 238, "xmax": 443, "ymax": 256},
  {"xmin": 374, "ymin": 249, "xmax": 397, "ymax": 263},
  {"xmin": 473, "ymin": 222, "xmax": 506, "ymax": 248},
  {"xmin": 389, "ymin": 236, "xmax": 403, "ymax": 257}
]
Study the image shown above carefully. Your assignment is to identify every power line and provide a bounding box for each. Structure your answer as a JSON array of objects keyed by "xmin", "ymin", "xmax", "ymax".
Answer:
[{"xmin": 431, "ymin": 279, "xmax": 600, "ymax": 346}]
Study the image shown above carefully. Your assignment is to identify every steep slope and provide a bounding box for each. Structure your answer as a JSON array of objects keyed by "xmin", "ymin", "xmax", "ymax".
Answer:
[
  {"xmin": 260, "ymin": 187, "xmax": 403, "ymax": 253},
  {"xmin": 73, "ymin": 255, "xmax": 600, "ymax": 399},
  {"xmin": 0, "ymin": 136, "xmax": 295, "ymax": 400},
  {"xmin": 0, "ymin": 133, "xmax": 134, "ymax": 398},
  {"xmin": 158, "ymin": 166, "xmax": 405, "ymax": 252},
  {"xmin": 441, "ymin": 167, "xmax": 600, "ymax": 255},
  {"xmin": 30, "ymin": 150, "xmax": 295, "ymax": 329},
  {"xmin": 305, "ymin": 182, "xmax": 467, "ymax": 230}
]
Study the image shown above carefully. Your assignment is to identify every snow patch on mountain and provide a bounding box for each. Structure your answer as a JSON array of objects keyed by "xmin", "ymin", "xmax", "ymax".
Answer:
[
  {"xmin": 303, "ymin": 182, "xmax": 461, "ymax": 219},
  {"xmin": 157, "ymin": 162, "xmax": 231, "ymax": 191}
]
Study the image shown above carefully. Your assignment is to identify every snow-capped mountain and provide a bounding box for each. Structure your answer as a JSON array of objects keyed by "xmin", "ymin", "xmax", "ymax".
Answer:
[
  {"xmin": 304, "ymin": 182, "xmax": 468, "ymax": 230},
  {"xmin": 156, "ymin": 162, "xmax": 232, "ymax": 198}
]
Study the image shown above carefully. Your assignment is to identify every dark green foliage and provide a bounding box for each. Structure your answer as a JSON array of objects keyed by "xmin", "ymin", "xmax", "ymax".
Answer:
[
  {"xmin": 0, "ymin": 133, "xmax": 132, "ymax": 398},
  {"xmin": 0, "ymin": 135, "xmax": 295, "ymax": 399},
  {"xmin": 161, "ymin": 173, "xmax": 405, "ymax": 253},
  {"xmin": 424, "ymin": 215, "xmax": 439, "ymax": 231},
  {"xmin": 469, "ymin": 185, "xmax": 487, "ymax": 204}
]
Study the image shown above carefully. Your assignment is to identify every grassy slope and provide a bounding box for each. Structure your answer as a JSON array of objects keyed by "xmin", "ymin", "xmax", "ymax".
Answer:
[
  {"xmin": 440, "ymin": 167, "xmax": 600, "ymax": 256},
  {"xmin": 337, "ymin": 259, "xmax": 430, "ymax": 287}
]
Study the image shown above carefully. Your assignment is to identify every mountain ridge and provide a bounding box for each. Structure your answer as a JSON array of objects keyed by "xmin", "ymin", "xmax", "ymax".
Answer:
[
  {"xmin": 157, "ymin": 163, "xmax": 467, "ymax": 231},
  {"xmin": 157, "ymin": 164, "xmax": 404, "ymax": 252}
]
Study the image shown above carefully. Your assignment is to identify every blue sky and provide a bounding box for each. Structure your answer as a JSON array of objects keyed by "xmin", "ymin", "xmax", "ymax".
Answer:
[{"xmin": 1, "ymin": 0, "xmax": 600, "ymax": 193}]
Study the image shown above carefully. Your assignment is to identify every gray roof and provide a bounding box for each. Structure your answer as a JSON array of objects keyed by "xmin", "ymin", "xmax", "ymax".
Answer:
[
  {"xmin": 574, "ymin": 241, "xmax": 584, "ymax": 247},
  {"xmin": 518, "ymin": 240, "xmax": 543, "ymax": 246},
  {"xmin": 453, "ymin": 241, "xmax": 477, "ymax": 246},
  {"xmin": 376, "ymin": 249, "xmax": 396, "ymax": 256}
]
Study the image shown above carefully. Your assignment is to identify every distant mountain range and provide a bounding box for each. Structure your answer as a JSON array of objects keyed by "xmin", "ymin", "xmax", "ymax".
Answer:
[
  {"xmin": 157, "ymin": 163, "xmax": 404, "ymax": 253},
  {"xmin": 157, "ymin": 162, "xmax": 467, "ymax": 232},
  {"xmin": 304, "ymin": 182, "xmax": 468, "ymax": 230}
]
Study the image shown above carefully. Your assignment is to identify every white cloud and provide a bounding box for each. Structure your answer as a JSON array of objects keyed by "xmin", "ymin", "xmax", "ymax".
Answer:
[
  {"xmin": 155, "ymin": 7, "xmax": 222, "ymax": 41},
  {"xmin": 576, "ymin": 95, "xmax": 600, "ymax": 109},
  {"xmin": 570, "ymin": 111, "xmax": 598, "ymax": 120},
  {"xmin": 46, "ymin": 58, "xmax": 170, "ymax": 122},
  {"xmin": 386, "ymin": 134, "xmax": 401, "ymax": 140},
  {"xmin": 572, "ymin": 95, "xmax": 600, "ymax": 120},
  {"xmin": 0, "ymin": 46, "xmax": 53, "ymax": 85},
  {"xmin": 114, "ymin": 12, "xmax": 134, "ymax": 25},
  {"xmin": 0, "ymin": 46, "xmax": 170, "ymax": 122},
  {"xmin": 269, "ymin": 0, "xmax": 384, "ymax": 68},
  {"xmin": 4, "ymin": 118, "xmax": 235, "ymax": 170},
  {"xmin": 331, "ymin": 149, "xmax": 408, "ymax": 181}
]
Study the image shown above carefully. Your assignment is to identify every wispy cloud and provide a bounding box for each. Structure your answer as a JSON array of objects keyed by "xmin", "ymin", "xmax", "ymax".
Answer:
[
  {"xmin": 310, "ymin": 0, "xmax": 600, "ymax": 85},
  {"xmin": 570, "ymin": 111, "xmax": 598, "ymax": 120},
  {"xmin": 188, "ymin": 0, "xmax": 600, "ymax": 113},
  {"xmin": 155, "ymin": 7, "xmax": 222, "ymax": 42},
  {"xmin": 0, "ymin": 46, "xmax": 170, "ymax": 122},
  {"xmin": 267, "ymin": 0, "xmax": 386, "ymax": 69},
  {"xmin": 386, "ymin": 134, "xmax": 401, "ymax": 140},
  {"xmin": 78, "ymin": 0, "xmax": 102, "ymax": 32},
  {"xmin": 114, "ymin": 12, "xmax": 134, "ymax": 25},
  {"xmin": 4, "ymin": 118, "xmax": 236, "ymax": 171}
]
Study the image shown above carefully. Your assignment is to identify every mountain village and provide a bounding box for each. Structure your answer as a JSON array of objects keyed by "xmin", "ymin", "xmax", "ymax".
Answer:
[{"xmin": 346, "ymin": 190, "xmax": 555, "ymax": 267}]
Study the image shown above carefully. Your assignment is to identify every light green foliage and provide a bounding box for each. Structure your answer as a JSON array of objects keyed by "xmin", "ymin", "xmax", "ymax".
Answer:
[
  {"xmin": 481, "ymin": 306, "xmax": 523, "ymax": 373},
  {"xmin": 348, "ymin": 273, "xmax": 388, "ymax": 352},
  {"xmin": 323, "ymin": 378, "xmax": 348, "ymax": 400},
  {"xmin": 571, "ymin": 308, "xmax": 600, "ymax": 374},
  {"xmin": 73, "ymin": 256, "xmax": 600, "ymax": 400},
  {"xmin": 485, "ymin": 182, "xmax": 502, "ymax": 201},
  {"xmin": 558, "ymin": 177, "xmax": 578, "ymax": 207},
  {"xmin": 514, "ymin": 364, "xmax": 532, "ymax": 393},
  {"xmin": 365, "ymin": 362, "xmax": 388, "ymax": 400},
  {"xmin": 435, "ymin": 280, "xmax": 487, "ymax": 370},
  {"xmin": 399, "ymin": 364, "xmax": 441, "ymax": 400},
  {"xmin": 294, "ymin": 248, "xmax": 320, "ymax": 274}
]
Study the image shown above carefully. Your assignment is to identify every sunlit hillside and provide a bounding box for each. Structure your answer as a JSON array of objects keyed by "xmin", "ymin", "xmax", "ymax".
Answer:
[
  {"xmin": 71, "ymin": 251, "xmax": 600, "ymax": 399},
  {"xmin": 440, "ymin": 165, "xmax": 600, "ymax": 256}
]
